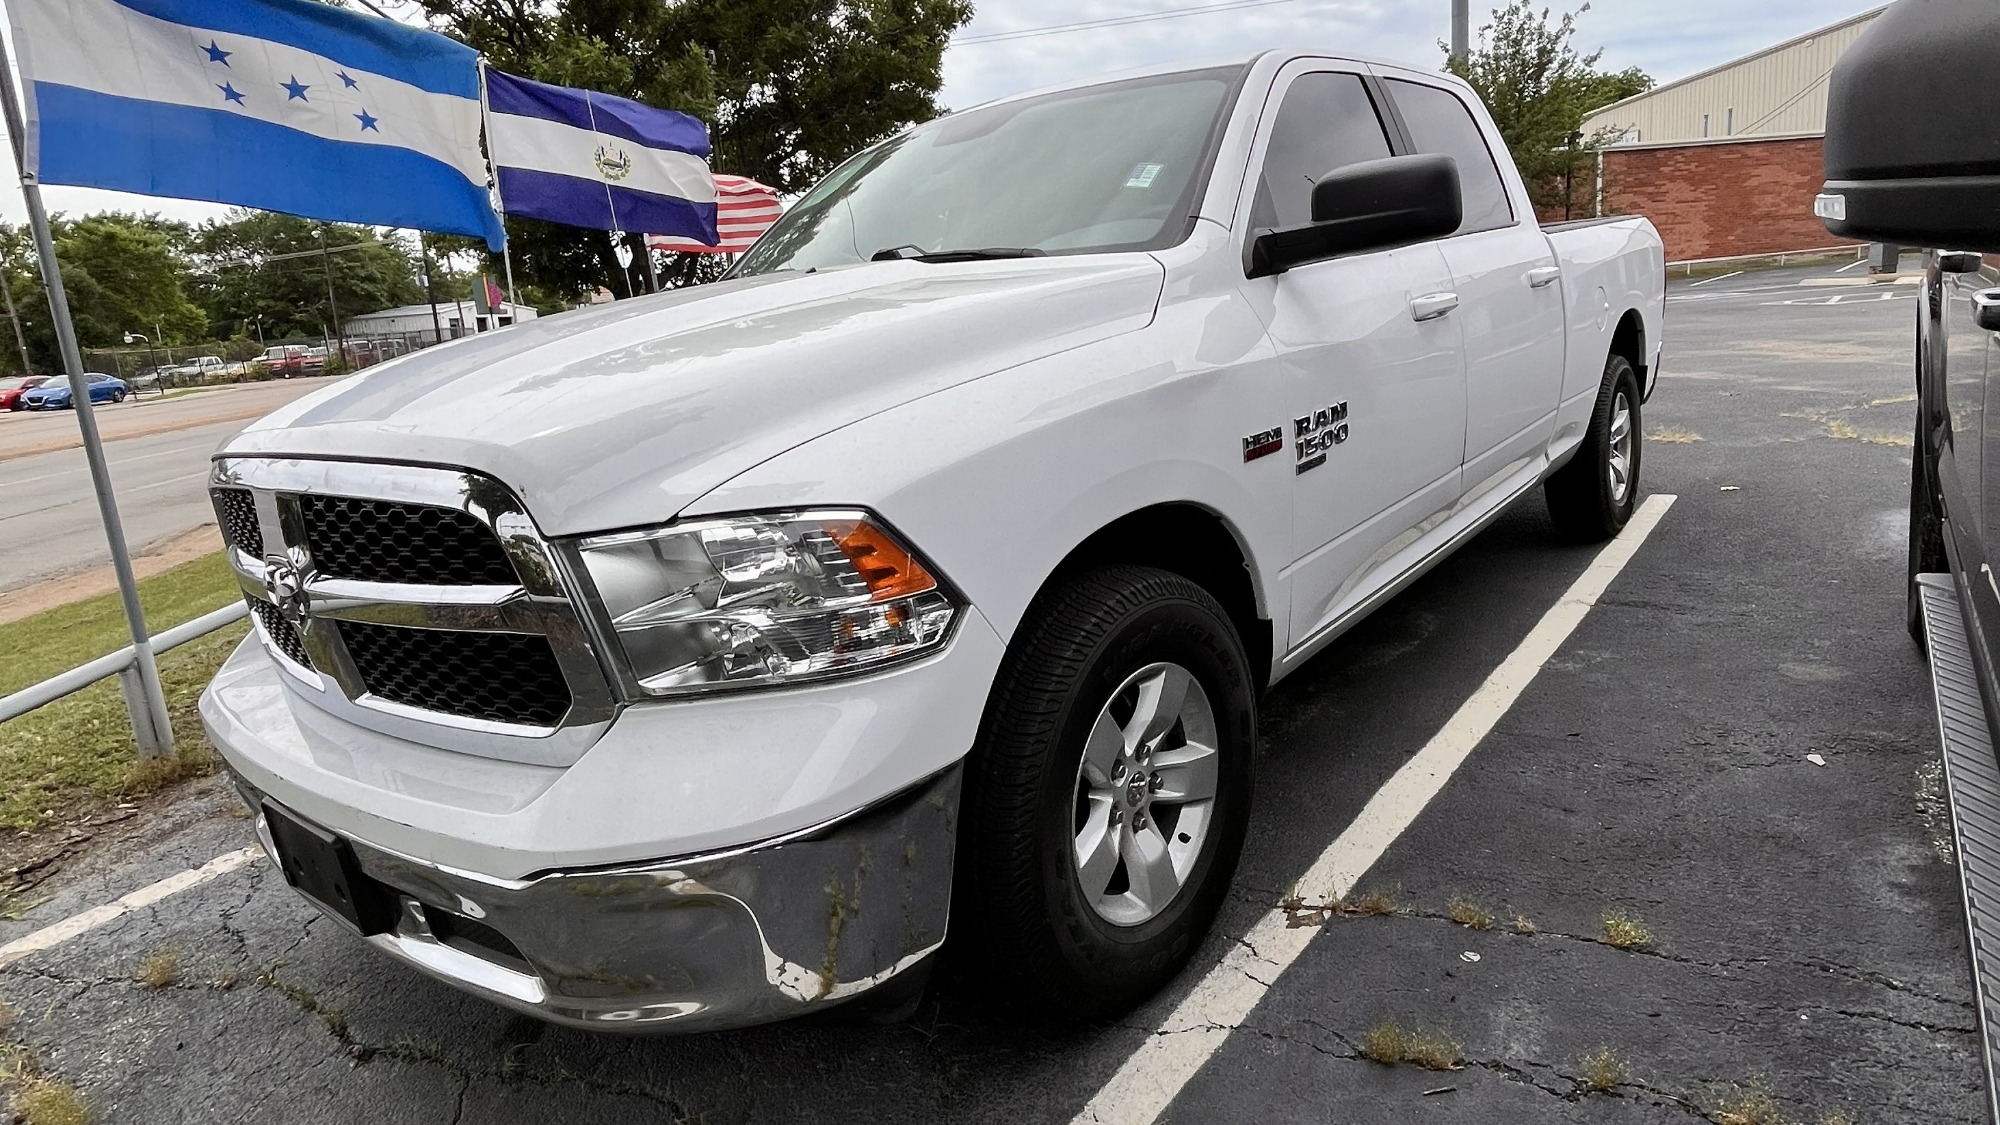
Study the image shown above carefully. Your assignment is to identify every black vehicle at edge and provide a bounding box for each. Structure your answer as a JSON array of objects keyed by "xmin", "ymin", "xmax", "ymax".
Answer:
[{"xmin": 1822, "ymin": 0, "xmax": 2000, "ymax": 1115}]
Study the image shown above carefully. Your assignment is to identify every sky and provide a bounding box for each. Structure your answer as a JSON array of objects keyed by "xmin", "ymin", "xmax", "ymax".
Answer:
[{"xmin": 0, "ymin": 0, "xmax": 1887, "ymax": 228}]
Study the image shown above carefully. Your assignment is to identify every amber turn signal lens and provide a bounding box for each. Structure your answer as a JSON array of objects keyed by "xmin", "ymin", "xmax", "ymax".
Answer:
[{"xmin": 829, "ymin": 520, "xmax": 937, "ymax": 601}]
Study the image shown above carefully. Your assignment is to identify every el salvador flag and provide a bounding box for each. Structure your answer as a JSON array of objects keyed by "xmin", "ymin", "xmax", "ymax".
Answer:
[
  {"xmin": 9, "ymin": 0, "xmax": 505, "ymax": 250},
  {"xmin": 485, "ymin": 71, "xmax": 719, "ymax": 244}
]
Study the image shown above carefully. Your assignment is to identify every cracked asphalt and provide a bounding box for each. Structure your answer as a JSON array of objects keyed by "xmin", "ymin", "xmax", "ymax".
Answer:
[{"xmin": 0, "ymin": 262, "xmax": 1981, "ymax": 1124}]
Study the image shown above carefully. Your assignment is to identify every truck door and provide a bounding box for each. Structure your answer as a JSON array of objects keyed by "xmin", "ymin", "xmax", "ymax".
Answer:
[
  {"xmin": 1381, "ymin": 77, "xmax": 1568, "ymax": 498},
  {"xmin": 1234, "ymin": 64, "xmax": 1467, "ymax": 651}
]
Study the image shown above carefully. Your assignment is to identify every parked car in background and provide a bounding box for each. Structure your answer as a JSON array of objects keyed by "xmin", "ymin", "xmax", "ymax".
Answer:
[
  {"xmin": 302, "ymin": 346, "xmax": 328, "ymax": 374},
  {"xmin": 205, "ymin": 50, "xmax": 1664, "ymax": 1032},
  {"xmin": 0, "ymin": 375, "xmax": 47, "ymax": 411},
  {"xmin": 260, "ymin": 345, "xmax": 310, "ymax": 378},
  {"xmin": 168, "ymin": 355, "xmax": 227, "ymax": 383},
  {"xmin": 22, "ymin": 373, "xmax": 128, "ymax": 410}
]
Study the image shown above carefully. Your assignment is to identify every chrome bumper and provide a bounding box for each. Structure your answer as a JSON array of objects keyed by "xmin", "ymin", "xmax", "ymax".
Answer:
[{"xmin": 238, "ymin": 765, "xmax": 961, "ymax": 1033}]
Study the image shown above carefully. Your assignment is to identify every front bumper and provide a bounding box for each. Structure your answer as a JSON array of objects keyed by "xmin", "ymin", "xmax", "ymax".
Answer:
[{"xmin": 236, "ymin": 765, "xmax": 960, "ymax": 1032}]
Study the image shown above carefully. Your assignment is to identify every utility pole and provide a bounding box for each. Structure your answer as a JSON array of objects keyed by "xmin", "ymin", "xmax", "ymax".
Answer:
[
  {"xmin": 317, "ymin": 227, "xmax": 343, "ymax": 363},
  {"xmin": 1451, "ymin": 0, "xmax": 1470, "ymax": 63},
  {"xmin": 0, "ymin": 264, "xmax": 29, "ymax": 374},
  {"xmin": 419, "ymin": 231, "xmax": 444, "ymax": 345}
]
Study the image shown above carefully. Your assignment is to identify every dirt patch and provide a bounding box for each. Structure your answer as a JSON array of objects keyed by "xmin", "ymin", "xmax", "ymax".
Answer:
[
  {"xmin": 0, "ymin": 774, "xmax": 238, "ymax": 916},
  {"xmin": 1732, "ymin": 340, "xmax": 1888, "ymax": 364},
  {"xmin": 0, "ymin": 525, "xmax": 222, "ymax": 625},
  {"xmin": 0, "ymin": 407, "xmax": 272, "ymax": 464}
]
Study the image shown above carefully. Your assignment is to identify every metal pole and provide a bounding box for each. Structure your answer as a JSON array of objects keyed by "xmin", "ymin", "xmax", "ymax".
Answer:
[
  {"xmin": 420, "ymin": 231, "xmax": 444, "ymax": 345},
  {"xmin": 1450, "ymin": 0, "xmax": 1469, "ymax": 63},
  {"xmin": 318, "ymin": 228, "xmax": 343, "ymax": 365},
  {"xmin": 0, "ymin": 261, "xmax": 30, "ymax": 373},
  {"xmin": 475, "ymin": 59, "xmax": 524, "ymax": 315},
  {"xmin": 0, "ymin": 30, "xmax": 173, "ymax": 756}
]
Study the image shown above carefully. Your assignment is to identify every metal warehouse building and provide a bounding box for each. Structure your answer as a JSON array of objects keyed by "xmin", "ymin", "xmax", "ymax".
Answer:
[{"xmin": 1582, "ymin": 6, "xmax": 1884, "ymax": 262}]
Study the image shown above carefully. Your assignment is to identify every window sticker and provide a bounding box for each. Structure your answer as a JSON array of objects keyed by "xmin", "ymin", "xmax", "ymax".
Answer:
[{"xmin": 1125, "ymin": 162, "xmax": 1164, "ymax": 188}]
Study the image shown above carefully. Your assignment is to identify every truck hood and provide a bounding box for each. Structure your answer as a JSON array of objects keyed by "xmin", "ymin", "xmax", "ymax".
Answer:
[{"xmin": 220, "ymin": 255, "xmax": 1165, "ymax": 536}]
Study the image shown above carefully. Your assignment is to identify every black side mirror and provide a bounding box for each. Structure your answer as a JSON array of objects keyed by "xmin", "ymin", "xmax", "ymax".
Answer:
[
  {"xmin": 1247, "ymin": 154, "xmax": 1463, "ymax": 279},
  {"xmin": 1820, "ymin": 0, "xmax": 2000, "ymax": 250}
]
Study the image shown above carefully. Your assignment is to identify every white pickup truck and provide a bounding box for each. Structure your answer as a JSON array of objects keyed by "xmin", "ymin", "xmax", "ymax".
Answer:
[{"xmin": 202, "ymin": 50, "xmax": 1664, "ymax": 1032}]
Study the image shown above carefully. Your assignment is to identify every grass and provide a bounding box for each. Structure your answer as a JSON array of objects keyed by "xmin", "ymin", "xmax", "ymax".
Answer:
[
  {"xmin": 0, "ymin": 552, "xmax": 244, "ymax": 832},
  {"xmin": 1336, "ymin": 886, "xmax": 1406, "ymax": 917},
  {"xmin": 1578, "ymin": 1047, "xmax": 1627, "ymax": 1093},
  {"xmin": 1712, "ymin": 1085, "xmax": 1787, "ymax": 1125},
  {"xmin": 1601, "ymin": 909, "xmax": 1654, "ymax": 950},
  {"xmin": 1, "ymin": 1044, "xmax": 89, "ymax": 1125},
  {"xmin": 1358, "ymin": 1020, "xmax": 1462, "ymax": 1071},
  {"xmin": 1446, "ymin": 895, "xmax": 1493, "ymax": 931},
  {"xmin": 137, "ymin": 949, "xmax": 179, "ymax": 990},
  {"xmin": 1511, "ymin": 914, "xmax": 1536, "ymax": 935}
]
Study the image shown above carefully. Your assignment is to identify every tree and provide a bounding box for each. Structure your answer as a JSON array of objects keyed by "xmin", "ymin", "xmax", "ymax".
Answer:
[
  {"xmin": 185, "ymin": 211, "xmax": 423, "ymax": 342},
  {"xmin": 1444, "ymin": 3, "xmax": 1651, "ymax": 217},
  {"xmin": 414, "ymin": 0, "xmax": 971, "ymax": 300},
  {"xmin": 0, "ymin": 214, "xmax": 210, "ymax": 370}
]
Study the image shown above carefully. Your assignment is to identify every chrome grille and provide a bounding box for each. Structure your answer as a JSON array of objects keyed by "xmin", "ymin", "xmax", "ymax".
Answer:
[
  {"xmin": 213, "ymin": 488, "xmax": 261, "ymax": 554},
  {"xmin": 300, "ymin": 494, "xmax": 518, "ymax": 585},
  {"xmin": 211, "ymin": 458, "xmax": 615, "ymax": 760},
  {"xmin": 248, "ymin": 599, "xmax": 312, "ymax": 669},
  {"xmin": 339, "ymin": 622, "xmax": 571, "ymax": 727}
]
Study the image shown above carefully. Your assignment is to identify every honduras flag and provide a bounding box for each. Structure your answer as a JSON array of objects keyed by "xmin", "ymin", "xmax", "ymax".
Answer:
[
  {"xmin": 485, "ymin": 71, "xmax": 718, "ymax": 244},
  {"xmin": 9, "ymin": 0, "xmax": 504, "ymax": 249}
]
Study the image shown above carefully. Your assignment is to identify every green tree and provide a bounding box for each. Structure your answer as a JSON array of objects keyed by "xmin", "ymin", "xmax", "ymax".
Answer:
[
  {"xmin": 185, "ymin": 211, "xmax": 423, "ymax": 342},
  {"xmin": 415, "ymin": 0, "xmax": 970, "ymax": 299},
  {"xmin": 48, "ymin": 214, "xmax": 207, "ymax": 347},
  {"xmin": 1444, "ymin": 3, "xmax": 1651, "ymax": 216}
]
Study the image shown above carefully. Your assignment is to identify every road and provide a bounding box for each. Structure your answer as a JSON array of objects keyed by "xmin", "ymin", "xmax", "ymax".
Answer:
[
  {"xmin": 0, "ymin": 380, "xmax": 336, "ymax": 595},
  {"xmin": 0, "ymin": 263, "xmax": 1980, "ymax": 1124}
]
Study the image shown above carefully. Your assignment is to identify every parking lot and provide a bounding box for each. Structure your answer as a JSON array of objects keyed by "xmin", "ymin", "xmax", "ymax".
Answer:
[{"xmin": 0, "ymin": 263, "xmax": 1981, "ymax": 1124}]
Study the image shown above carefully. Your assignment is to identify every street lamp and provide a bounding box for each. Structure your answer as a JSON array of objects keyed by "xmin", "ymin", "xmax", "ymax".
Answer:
[{"xmin": 123, "ymin": 330, "xmax": 159, "ymax": 391}]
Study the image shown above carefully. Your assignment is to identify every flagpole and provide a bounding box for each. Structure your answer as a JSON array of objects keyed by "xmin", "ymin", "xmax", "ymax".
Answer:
[
  {"xmin": 475, "ymin": 58, "xmax": 523, "ymax": 316},
  {"xmin": 0, "ymin": 27, "xmax": 173, "ymax": 755}
]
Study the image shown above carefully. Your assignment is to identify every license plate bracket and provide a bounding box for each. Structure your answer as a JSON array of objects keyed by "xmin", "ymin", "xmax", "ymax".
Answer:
[{"xmin": 263, "ymin": 801, "xmax": 399, "ymax": 936}]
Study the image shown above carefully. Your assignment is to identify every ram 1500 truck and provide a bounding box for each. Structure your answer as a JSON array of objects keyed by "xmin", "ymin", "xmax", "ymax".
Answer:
[{"xmin": 202, "ymin": 50, "xmax": 1665, "ymax": 1032}]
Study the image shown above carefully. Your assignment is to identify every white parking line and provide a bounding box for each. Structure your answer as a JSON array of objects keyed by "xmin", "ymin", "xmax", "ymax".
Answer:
[
  {"xmin": 1686, "ymin": 270, "xmax": 1742, "ymax": 287},
  {"xmin": 0, "ymin": 847, "xmax": 261, "ymax": 970},
  {"xmin": 1071, "ymin": 493, "xmax": 1677, "ymax": 1125},
  {"xmin": 1836, "ymin": 257, "xmax": 1869, "ymax": 273}
]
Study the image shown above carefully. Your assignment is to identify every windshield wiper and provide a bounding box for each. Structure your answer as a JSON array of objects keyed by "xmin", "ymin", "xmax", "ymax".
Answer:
[{"xmin": 869, "ymin": 245, "xmax": 1047, "ymax": 263}]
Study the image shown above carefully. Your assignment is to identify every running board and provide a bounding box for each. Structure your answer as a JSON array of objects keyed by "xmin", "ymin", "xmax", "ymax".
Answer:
[{"xmin": 1916, "ymin": 572, "xmax": 2000, "ymax": 1121}]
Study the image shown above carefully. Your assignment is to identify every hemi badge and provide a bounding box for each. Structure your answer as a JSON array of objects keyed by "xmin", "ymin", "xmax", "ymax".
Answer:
[{"xmin": 1242, "ymin": 426, "xmax": 1283, "ymax": 462}]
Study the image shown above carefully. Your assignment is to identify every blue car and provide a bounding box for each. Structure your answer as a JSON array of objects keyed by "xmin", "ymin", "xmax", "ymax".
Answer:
[{"xmin": 22, "ymin": 372, "xmax": 129, "ymax": 410}]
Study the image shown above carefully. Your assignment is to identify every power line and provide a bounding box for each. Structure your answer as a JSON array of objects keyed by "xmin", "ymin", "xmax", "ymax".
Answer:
[{"xmin": 951, "ymin": 0, "xmax": 1301, "ymax": 45}]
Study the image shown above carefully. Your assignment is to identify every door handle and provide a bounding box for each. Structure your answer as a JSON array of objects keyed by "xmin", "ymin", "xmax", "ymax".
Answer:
[
  {"xmin": 1410, "ymin": 292, "xmax": 1459, "ymax": 322},
  {"xmin": 1526, "ymin": 265, "xmax": 1562, "ymax": 288}
]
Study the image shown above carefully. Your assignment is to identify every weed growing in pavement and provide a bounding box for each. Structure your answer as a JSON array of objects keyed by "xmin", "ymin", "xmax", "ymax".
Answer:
[
  {"xmin": 1602, "ymin": 909, "xmax": 1653, "ymax": 950},
  {"xmin": 1338, "ymin": 886, "xmax": 1406, "ymax": 916},
  {"xmin": 1446, "ymin": 895, "xmax": 1493, "ymax": 930},
  {"xmin": 0, "ymin": 1000, "xmax": 14, "ymax": 1035},
  {"xmin": 211, "ymin": 973, "xmax": 238, "ymax": 992},
  {"xmin": 1, "ymin": 1043, "xmax": 90, "ymax": 1125},
  {"xmin": 1511, "ymin": 914, "xmax": 1536, "ymax": 935},
  {"xmin": 1359, "ymin": 1020, "xmax": 1462, "ymax": 1071},
  {"xmin": 137, "ymin": 949, "xmax": 179, "ymax": 990},
  {"xmin": 1818, "ymin": 1112, "xmax": 1857, "ymax": 1125},
  {"xmin": 1711, "ymin": 1083, "xmax": 1787, "ymax": 1125},
  {"xmin": 1578, "ymin": 1047, "xmax": 1627, "ymax": 1093},
  {"xmin": 1648, "ymin": 427, "xmax": 1703, "ymax": 443}
]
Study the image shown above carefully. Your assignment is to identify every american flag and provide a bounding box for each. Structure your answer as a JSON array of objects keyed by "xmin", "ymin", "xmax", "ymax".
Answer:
[{"xmin": 646, "ymin": 175, "xmax": 780, "ymax": 254}]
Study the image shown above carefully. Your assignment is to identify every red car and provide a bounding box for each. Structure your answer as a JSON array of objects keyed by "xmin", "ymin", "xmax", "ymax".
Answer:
[
  {"xmin": 259, "ymin": 345, "xmax": 310, "ymax": 378},
  {"xmin": 0, "ymin": 375, "xmax": 47, "ymax": 411}
]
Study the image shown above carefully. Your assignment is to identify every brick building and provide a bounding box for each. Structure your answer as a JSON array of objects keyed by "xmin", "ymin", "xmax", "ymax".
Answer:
[{"xmin": 1580, "ymin": 7, "xmax": 1884, "ymax": 262}]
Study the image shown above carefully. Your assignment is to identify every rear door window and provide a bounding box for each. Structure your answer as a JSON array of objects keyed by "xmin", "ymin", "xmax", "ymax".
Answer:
[
  {"xmin": 1250, "ymin": 72, "xmax": 1394, "ymax": 231},
  {"xmin": 1384, "ymin": 79, "xmax": 1515, "ymax": 235}
]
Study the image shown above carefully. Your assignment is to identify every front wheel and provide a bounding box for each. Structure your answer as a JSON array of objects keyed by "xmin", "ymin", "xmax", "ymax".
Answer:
[
  {"xmin": 1546, "ymin": 353, "xmax": 1642, "ymax": 541},
  {"xmin": 110, "ymin": 390, "xmax": 126, "ymax": 403},
  {"xmin": 955, "ymin": 566, "xmax": 1255, "ymax": 1021}
]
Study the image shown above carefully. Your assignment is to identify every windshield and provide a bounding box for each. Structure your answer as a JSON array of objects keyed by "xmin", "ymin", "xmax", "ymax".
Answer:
[{"xmin": 735, "ymin": 67, "xmax": 1242, "ymax": 276}]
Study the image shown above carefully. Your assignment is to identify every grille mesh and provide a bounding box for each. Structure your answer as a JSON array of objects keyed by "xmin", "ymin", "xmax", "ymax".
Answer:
[
  {"xmin": 300, "ymin": 495, "xmax": 517, "ymax": 586},
  {"xmin": 214, "ymin": 489, "xmax": 261, "ymax": 554},
  {"xmin": 248, "ymin": 599, "xmax": 312, "ymax": 669},
  {"xmin": 338, "ymin": 621, "xmax": 571, "ymax": 727}
]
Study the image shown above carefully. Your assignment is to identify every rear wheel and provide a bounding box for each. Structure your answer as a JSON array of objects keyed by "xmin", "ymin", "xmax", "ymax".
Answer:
[
  {"xmin": 110, "ymin": 390, "xmax": 126, "ymax": 403},
  {"xmin": 1546, "ymin": 353, "xmax": 1642, "ymax": 541},
  {"xmin": 1909, "ymin": 408, "xmax": 1948, "ymax": 648},
  {"xmin": 955, "ymin": 566, "xmax": 1255, "ymax": 1020}
]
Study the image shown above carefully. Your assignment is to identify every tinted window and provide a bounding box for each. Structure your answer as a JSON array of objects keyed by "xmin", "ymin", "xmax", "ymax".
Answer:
[
  {"xmin": 1386, "ymin": 79, "xmax": 1514, "ymax": 234},
  {"xmin": 1251, "ymin": 72, "xmax": 1393, "ymax": 230}
]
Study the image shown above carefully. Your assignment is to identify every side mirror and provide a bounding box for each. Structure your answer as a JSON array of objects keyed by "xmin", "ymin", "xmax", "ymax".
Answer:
[
  {"xmin": 1820, "ymin": 0, "xmax": 2000, "ymax": 250},
  {"xmin": 1248, "ymin": 154, "xmax": 1463, "ymax": 279},
  {"xmin": 1939, "ymin": 251, "xmax": 1985, "ymax": 275}
]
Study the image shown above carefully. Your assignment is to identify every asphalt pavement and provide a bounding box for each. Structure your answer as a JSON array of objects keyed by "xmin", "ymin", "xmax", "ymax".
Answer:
[
  {"xmin": 0, "ymin": 380, "xmax": 335, "ymax": 594},
  {"xmin": 0, "ymin": 263, "xmax": 1979, "ymax": 1124}
]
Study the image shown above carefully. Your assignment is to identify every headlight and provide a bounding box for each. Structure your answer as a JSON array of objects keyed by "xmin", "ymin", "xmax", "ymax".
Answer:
[{"xmin": 575, "ymin": 510, "xmax": 960, "ymax": 698}]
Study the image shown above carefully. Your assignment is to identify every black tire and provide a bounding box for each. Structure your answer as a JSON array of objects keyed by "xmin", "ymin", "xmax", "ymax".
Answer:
[
  {"xmin": 955, "ymin": 565, "xmax": 1255, "ymax": 1021},
  {"xmin": 1909, "ymin": 408, "xmax": 1948, "ymax": 648},
  {"xmin": 1546, "ymin": 353, "xmax": 1643, "ymax": 541},
  {"xmin": 111, "ymin": 390, "xmax": 126, "ymax": 403}
]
